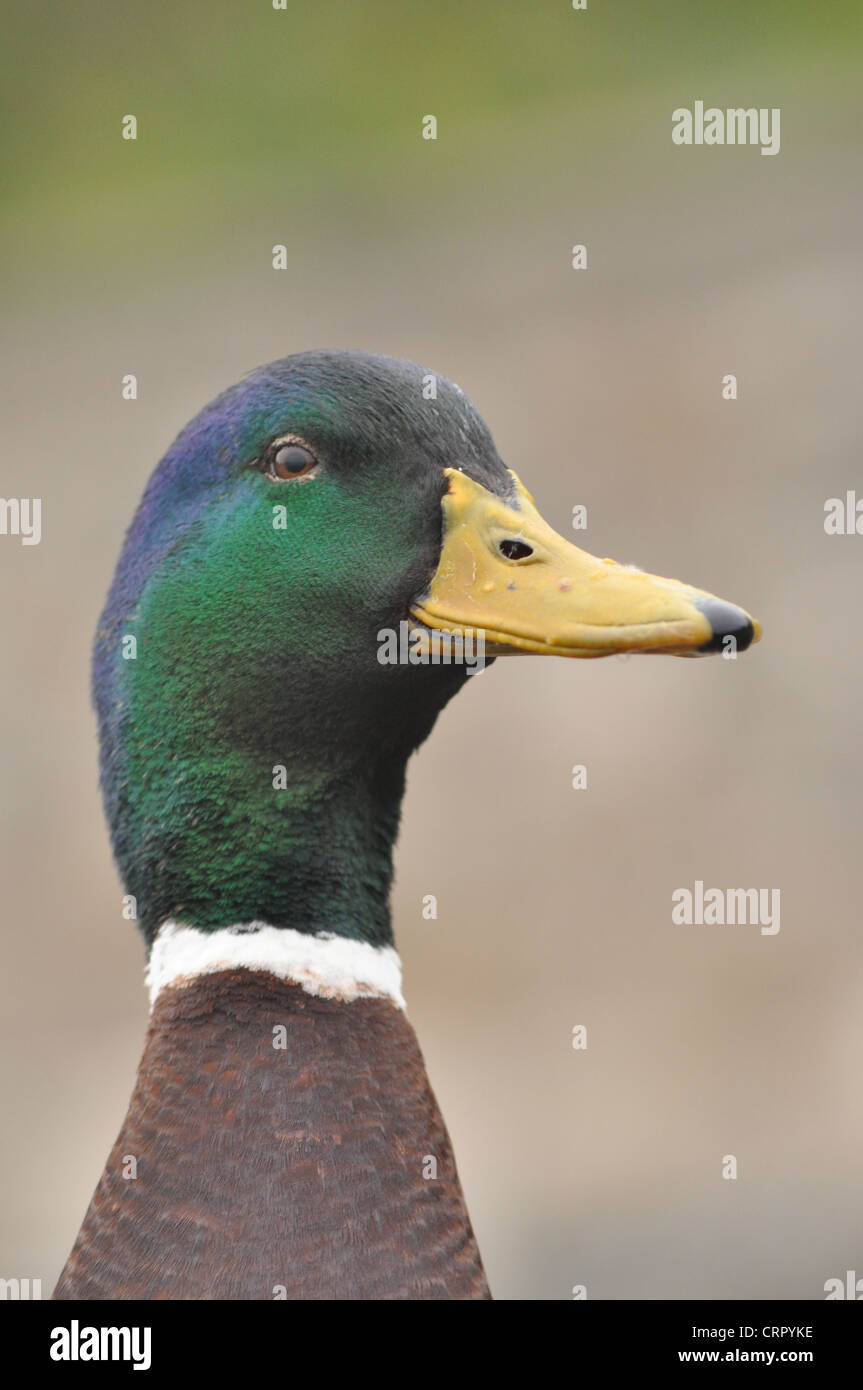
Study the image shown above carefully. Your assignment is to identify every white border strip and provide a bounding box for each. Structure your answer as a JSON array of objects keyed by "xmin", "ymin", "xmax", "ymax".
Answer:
[{"xmin": 146, "ymin": 921, "xmax": 405, "ymax": 1010}]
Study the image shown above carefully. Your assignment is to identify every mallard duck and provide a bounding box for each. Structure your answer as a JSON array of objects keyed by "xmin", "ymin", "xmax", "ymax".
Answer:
[{"xmin": 54, "ymin": 350, "xmax": 760, "ymax": 1301}]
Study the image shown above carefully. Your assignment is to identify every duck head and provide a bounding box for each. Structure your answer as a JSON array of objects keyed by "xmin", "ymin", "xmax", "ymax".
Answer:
[{"xmin": 94, "ymin": 350, "xmax": 760, "ymax": 954}]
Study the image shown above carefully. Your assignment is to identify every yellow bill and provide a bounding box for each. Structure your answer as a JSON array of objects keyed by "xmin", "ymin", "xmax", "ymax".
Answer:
[{"xmin": 410, "ymin": 469, "xmax": 761, "ymax": 658}]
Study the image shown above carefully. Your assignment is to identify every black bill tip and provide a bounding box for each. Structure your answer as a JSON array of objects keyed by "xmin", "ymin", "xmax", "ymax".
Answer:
[{"xmin": 694, "ymin": 597, "xmax": 755, "ymax": 653}]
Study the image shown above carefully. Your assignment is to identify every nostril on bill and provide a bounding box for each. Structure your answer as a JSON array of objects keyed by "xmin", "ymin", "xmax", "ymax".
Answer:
[
  {"xmin": 499, "ymin": 539, "xmax": 534, "ymax": 561},
  {"xmin": 694, "ymin": 597, "xmax": 755, "ymax": 653}
]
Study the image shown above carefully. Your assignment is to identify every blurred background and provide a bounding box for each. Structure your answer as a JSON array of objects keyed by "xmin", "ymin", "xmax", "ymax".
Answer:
[{"xmin": 2, "ymin": 0, "xmax": 862, "ymax": 1299}]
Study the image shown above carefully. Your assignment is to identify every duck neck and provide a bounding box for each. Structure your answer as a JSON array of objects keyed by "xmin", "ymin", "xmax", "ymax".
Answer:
[
  {"xmin": 110, "ymin": 714, "xmax": 414, "ymax": 950},
  {"xmin": 105, "ymin": 647, "xmax": 467, "ymax": 951}
]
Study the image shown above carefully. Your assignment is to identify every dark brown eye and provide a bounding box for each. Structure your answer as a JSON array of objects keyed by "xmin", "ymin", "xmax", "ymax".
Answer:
[{"xmin": 266, "ymin": 441, "xmax": 318, "ymax": 481}]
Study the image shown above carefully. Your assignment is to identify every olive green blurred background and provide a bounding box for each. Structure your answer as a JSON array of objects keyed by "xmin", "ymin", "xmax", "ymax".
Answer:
[{"xmin": 2, "ymin": 1, "xmax": 862, "ymax": 1299}]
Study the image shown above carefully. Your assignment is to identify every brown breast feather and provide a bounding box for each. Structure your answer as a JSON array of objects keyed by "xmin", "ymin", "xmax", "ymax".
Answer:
[{"xmin": 53, "ymin": 969, "xmax": 490, "ymax": 1300}]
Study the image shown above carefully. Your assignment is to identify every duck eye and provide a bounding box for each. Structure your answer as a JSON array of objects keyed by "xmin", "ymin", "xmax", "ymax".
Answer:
[{"xmin": 266, "ymin": 442, "xmax": 317, "ymax": 481}]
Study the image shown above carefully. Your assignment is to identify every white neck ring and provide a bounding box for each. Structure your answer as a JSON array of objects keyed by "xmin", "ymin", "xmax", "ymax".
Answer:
[{"xmin": 146, "ymin": 921, "xmax": 406, "ymax": 1011}]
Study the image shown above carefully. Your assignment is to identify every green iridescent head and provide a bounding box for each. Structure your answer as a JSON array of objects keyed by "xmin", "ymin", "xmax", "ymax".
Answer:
[{"xmin": 94, "ymin": 351, "xmax": 512, "ymax": 947}]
